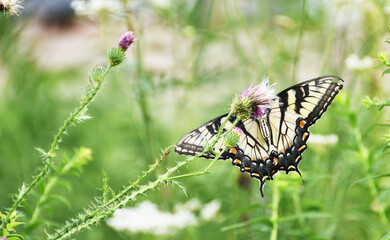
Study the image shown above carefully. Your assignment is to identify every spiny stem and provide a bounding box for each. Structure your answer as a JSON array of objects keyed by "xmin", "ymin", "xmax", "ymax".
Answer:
[
  {"xmin": 47, "ymin": 148, "xmax": 170, "ymax": 240},
  {"xmin": 270, "ymin": 180, "xmax": 280, "ymax": 240},
  {"xmin": 49, "ymin": 113, "xmax": 238, "ymax": 240},
  {"xmin": 0, "ymin": 65, "xmax": 112, "ymax": 231}
]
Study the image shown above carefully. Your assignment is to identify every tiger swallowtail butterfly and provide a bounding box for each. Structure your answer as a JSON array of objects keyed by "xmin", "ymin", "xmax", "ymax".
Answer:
[{"xmin": 175, "ymin": 75, "xmax": 344, "ymax": 197}]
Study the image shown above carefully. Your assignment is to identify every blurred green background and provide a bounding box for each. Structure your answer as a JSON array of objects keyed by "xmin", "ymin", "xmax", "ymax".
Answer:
[{"xmin": 1, "ymin": 0, "xmax": 390, "ymax": 239}]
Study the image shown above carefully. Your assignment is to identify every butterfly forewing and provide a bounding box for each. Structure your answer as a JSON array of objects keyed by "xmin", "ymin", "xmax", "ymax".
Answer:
[
  {"xmin": 175, "ymin": 114, "xmax": 236, "ymax": 159},
  {"xmin": 175, "ymin": 75, "xmax": 344, "ymax": 197}
]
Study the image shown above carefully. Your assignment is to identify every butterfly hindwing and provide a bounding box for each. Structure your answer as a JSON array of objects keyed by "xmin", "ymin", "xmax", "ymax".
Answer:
[{"xmin": 175, "ymin": 75, "xmax": 344, "ymax": 196}]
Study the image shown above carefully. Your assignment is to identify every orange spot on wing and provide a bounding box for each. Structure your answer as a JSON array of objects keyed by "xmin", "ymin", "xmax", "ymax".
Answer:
[
  {"xmin": 235, "ymin": 159, "xmax": 241, "ymax": 164},
  {"xmin": 302, "ymin": 133, "xmax": 308, "ymax": 140},
  {"xmin": 251, "ymin": 173, "xmax": 260, "ymax": 177},
  {"xmin": 299, "ymin": 120, "xmax": 306, "ymax": 128},
  {"xmin": 288, "ymin": 165, "xmax": 295, "ymax": 169},
  {"xmin": 244, "ymin": 167, "xmax": 250, "ymax": 171},
  {"xmin": 273, "ymin": 157, "xmax": 278, "ymax": 165},
  {"xmin": 295, "ymin": 156, "xmax": 301, "ymax": 162},
  {"xmin": 299, "ymin": 146, "xmax": 306, "ymax": 151},
  {"xmin": 230, "ymin": 148, "xmax": 237, "ymax": 154}
]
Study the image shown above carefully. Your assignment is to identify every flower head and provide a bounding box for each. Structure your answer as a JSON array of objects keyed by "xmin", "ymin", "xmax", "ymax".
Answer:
[
  {"xmin": 108, "ymin": 31, "xmax": 135, "ymax": 66},
  {"xmin": 231, "ymin": 78, "xmax": 278, "ymax": 120},
  {"xmin": 118, "ymin": 31, "xmax": 135, "ymax": 52},
  {"xmin": 0, "ymin": 0, "xmax": 23, "ymax": 16}
]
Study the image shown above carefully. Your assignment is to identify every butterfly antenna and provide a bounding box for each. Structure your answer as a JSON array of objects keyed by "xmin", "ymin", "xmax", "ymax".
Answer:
[
  {"xmin": 296, "ymin": 167, "xmax": 305, "ymax": 183},
  {"xmin": 259, "ymin": 180, "xmax": 265, "ymax": 198}
]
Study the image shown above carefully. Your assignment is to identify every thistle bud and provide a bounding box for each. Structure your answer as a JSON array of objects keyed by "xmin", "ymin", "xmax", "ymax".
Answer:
[
  {"xmin": 108, "ymin": 48, "xmax": 126, "ymax": 67},
  {"xmin": 223, "ymin": 126, "xmax": 242, "ymax": 149},
  {"xmin": 90, "ymin": 65, "xmax": 105, "ymax": 83}
]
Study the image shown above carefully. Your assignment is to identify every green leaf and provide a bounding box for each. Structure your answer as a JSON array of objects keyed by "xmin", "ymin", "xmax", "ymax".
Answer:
[
  {"xmin": 349, "ymin": 174, "xmax": 390, "ymax": 189},
  {"xmin": 221, "ymin": 217, "xmax": 272, "ymax": 231},
  {"xmin": 52, "ymin": 180, "xmax": 72, "ymax": 192},
  {"xmin": 226, "ymin": 203, "xmax": 264, "ymax": 219},
  {"xmin": 382, "ymin": 68, "xmax": 390, "ymax": 77},
  {"xmin": 39, "ymin": 195, "xmax": 71, "ymax": 209},
  {"xmin": 380, "ymin": 231, "xmax": 390, "ymax": 240},
  {"xmin": 279, "ymin": 212, "xmax": 333, "ymax": 222}
]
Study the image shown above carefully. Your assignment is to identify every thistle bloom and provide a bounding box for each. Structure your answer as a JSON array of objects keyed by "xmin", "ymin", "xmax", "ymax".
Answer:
[
  {"xmin": 118, "ymin": 31, "xmax": 135, "ymax": 52},
  {"xmin": 231, "ymin": 78, "xmax": 278, "ymax": 120},
  {"xmin": 0, "ymin": 0, "xmax": 23, "ymax": 16},
  {"xmin": 108, "ymin": 31, "xmax": 135, "ymax": 66}
]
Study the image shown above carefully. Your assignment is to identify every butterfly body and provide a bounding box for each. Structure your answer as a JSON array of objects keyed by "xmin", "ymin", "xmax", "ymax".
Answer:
[{"xmin": 175, "ymin": 76, "xmax": 344, "ymax": 197}]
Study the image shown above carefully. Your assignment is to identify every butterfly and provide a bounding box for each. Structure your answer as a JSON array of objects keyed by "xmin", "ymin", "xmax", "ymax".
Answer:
[{"xmin": 175, "ymin": 76, "xmax": 344, "ymax": 197}]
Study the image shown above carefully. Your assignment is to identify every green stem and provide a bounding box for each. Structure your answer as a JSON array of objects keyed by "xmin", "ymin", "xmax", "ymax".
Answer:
[
  {"xmin": 49, "ymin": 112, "xmax": 237, "ymax": 240},
  {"xmin": 354, "ymin": 127, "xmax": 390, "ymax": 230},
  {"xmin": 292, "ymin": 191, "xmax": 305, "ymax": 228},
  {"xmin": 270, "ymin": 181, "xmax": 280, "ymax": 240},
  {"xmin": 47, "ymin": 149, "xmax": 167, "ymax": 240},
  {"xmin": 320, "ymin": 11, "xmax": 339, "ymax": 75},
  {"xmin": 0, "ymin": 65, "xmax": 112, "ymax": 232},
  {"xmin": 232, "ymin": 0, "xmax": 267, "ymax": 75},
  {"xmin": 292, "ymin": 0, "xmax": 306, "ymax": 83},
  {"xmin": 30, "ymin": 176, "xmax": 58, "ymax": 224}
]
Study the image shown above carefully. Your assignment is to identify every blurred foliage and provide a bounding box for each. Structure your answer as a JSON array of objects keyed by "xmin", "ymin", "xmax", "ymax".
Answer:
[{"xmin": 1, "ymin": 0, "xmax": 390, "ymax": 239}]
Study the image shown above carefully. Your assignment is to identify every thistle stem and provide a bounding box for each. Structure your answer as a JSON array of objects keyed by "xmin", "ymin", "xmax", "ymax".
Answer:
[
  {"xmin": 49, "ymin": 112, "xmax": 238, "ymax": 240},
  {"xmin": 0, "ymin": 65, "xmax": 112, "ymax": 232}
]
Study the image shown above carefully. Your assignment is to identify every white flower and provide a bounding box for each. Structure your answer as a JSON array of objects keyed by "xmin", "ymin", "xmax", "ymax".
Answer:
[
  {"xmin": 0, "ymin": 0, "xmax": 23, "ymax": 16},
  {"xmin": 308, "ymin": 134, "xmax": 339, "ymax": 145},
  {"xmin": 70, "ymin": 0, "xmax": 121, "ymax": 18},
  {"xmin": 345, "ymin": 53, "xmax": 374, "ymax": 71},
  {"xmin": 174, "ymin": 198, "xmax": 202, "ymax": 212},
  {"xmin": 149, "ymin": 0, "xmax": 171, "ymax": 8},
  {"xmin": 108, "ymin": 199, "xmax": 222, "ymax": 236},
  {"xmin": 107, "ymin": 201, "xmax": 197, "ymax": 235},
  {"xmin": 200, "ymin": 200, "xmax": 221, "ymax": 220}
]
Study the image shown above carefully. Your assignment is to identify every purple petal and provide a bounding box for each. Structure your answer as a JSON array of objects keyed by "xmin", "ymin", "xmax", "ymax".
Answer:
[
  {"xmin": 118, "ymin": 31, "xmax": 135, "ymax": 51},
  {"xmin": 233, "ymin": 126, "xmax": 243, "ymax": 135}
]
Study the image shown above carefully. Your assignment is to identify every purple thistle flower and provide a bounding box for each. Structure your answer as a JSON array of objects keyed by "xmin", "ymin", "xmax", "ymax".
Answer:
[
  {"xmin": 232, "ymin": 126, "xmax": 243, "ymax": 135},
  {"xmin": 239, "ymin": 78, "xmax": 278, "ymax": 110},
  {"xmin": 118, "ymin": 31, "xmax": 135, "ymax": 51},
  {"xmin": 231, "ymin": 78, "xmax": 278, "ymax": 120},
  {"xmin": 252, "ymin": 106, "xmax": 267, "ymax": 119}
]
